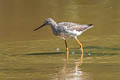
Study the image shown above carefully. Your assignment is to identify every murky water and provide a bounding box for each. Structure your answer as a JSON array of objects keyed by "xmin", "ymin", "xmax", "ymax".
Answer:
[
  {"xmin": 0, "ymin": 35, "xmax": 120, "ymax": 80},
  {"xmin": 0, "ymin": 0, "xmax": 120, "ymax": 41},
  {"xmin": 0, "ymin": 0, "xmax": 120, "ymax": 80}
]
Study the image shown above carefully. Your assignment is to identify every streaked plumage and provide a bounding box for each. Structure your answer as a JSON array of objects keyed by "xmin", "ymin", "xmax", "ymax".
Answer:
[
  {"xmin": 34, "ymin": 18, "xmax": 93, "ymax": 63},
  {"xmin": 34, "ymin": 18, "xmax": 93, "ymax": 39},
  {"xmin": 56, "ymin": 22, "xmax": 93, "ymax": 39}
]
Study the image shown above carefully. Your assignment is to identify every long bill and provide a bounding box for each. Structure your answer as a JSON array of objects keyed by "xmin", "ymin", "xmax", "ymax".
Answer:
[{"xmin": 33, "ymin": 22, "xmax": 47, "ymax": 31}]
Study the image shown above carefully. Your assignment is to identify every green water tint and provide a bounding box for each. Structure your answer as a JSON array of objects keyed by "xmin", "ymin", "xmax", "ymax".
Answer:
[
  {"xmin": 0, "ymin": 35, "xmax": 120, "ymax": 80},
  {"xmin": 0, "ymin": 0, "xmax": 120, "ymax": 79}
]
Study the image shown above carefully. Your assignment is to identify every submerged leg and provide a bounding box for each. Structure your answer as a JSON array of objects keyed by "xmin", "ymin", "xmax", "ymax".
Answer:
[
  {"xmin": 64, "ymin": 40, "xmax": 69, "ymax": 60},
  {"xmin": 74, "ymin": 37, "xmax": 83, "ymax": 63}
]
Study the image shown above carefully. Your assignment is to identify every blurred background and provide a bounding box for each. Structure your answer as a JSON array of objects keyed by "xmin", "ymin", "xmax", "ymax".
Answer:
[
  {"xmin": 0, "ymin": 0, "xmax": 120, "ymax": 41},
  {"xmin": 0, "ymin": 0, "xmax": 120, "ymax": 80}
]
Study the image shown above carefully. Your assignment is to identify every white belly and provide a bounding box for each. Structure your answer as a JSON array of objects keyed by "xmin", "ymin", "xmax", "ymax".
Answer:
[
  {"xmin": 56, "ymin": 30, "xmax": 83, "ymax": 40},
  {"xmin": 67, "ymin": 30, "xmax": 83, "ymax": 36}
]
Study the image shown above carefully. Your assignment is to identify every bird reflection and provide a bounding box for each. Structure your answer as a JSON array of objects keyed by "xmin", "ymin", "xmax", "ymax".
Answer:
[{"xmin": 55, "ymin": 60, "xmax": 88, "ymax": 80}]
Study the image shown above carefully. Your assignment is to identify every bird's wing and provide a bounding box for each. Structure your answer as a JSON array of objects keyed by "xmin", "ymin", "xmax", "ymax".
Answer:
[{"xmin": 58, "ymin": 22, "xmax": 93, "ymax": 32}]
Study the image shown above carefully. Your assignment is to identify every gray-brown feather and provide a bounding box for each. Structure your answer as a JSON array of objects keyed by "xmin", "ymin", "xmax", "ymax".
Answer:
[{"xmin": 57, "ymin": 22, "xmax": 92, "ymax": 32}]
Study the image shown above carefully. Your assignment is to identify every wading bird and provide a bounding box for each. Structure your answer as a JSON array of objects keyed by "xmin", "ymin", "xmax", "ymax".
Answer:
[{"xmin": 34, "ymin": 18, "xmax": 93, "ymax": 63}]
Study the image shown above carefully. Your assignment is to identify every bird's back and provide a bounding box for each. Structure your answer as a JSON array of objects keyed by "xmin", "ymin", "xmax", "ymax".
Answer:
[
  {"xmin": 57, "ymin": 22, "xmax": 93, "ymax": 32},
  {"xmin": 55, "ymin": 22, "xmax": 93, "ymax": 39}
]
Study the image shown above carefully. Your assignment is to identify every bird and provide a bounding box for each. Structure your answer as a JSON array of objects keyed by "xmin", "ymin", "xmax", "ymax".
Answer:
[{"xmin": 34, "ymin": 18, "xmax": 93, "ymax": 63}]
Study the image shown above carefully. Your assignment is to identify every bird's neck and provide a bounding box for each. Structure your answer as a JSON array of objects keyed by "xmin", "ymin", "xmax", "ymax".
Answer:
[
  {"xmin": 49, "ymin": 22, "xmax": 58, "ymax": 35},
  {"xmin": 49, "ymin": 21, "xmax": 57, "ymax": 30},
  {"xmin": 51, "ymin": 25, "xmax": 57, "ymax": 32},
  {"xmin": 50, "ymin": 21, "xmax": 57, "ymax": 27}
]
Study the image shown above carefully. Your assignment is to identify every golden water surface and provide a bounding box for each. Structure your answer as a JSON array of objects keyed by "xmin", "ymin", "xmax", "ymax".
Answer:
[{"xmin": 0, "ymin": 0, "xmax": 120, "ymax": 80}]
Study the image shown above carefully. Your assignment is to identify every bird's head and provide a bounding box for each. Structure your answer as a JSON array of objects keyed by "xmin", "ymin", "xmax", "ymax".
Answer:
[
  {"xmin": 33, "ymin": 18, "xmax": 55, "ymax": 31},
  {"xmin": 45, "ymin": 18, "xmax": 55, "ymax": 25}
]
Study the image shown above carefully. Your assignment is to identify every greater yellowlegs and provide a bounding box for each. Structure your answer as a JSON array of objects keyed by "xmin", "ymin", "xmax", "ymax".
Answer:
[{"xmin": 34, "ymin": 18, "xmax": 93, "ymax": 63}]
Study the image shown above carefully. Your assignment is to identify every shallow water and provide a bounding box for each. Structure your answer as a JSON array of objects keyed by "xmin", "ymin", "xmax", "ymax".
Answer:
[
  {"xmin": 0, "ymin": 35, "xmax": 120, "ymax": 80},
  {"xmin": 0, "ymin": 0, "xmax": 120, "ymax": 80}
]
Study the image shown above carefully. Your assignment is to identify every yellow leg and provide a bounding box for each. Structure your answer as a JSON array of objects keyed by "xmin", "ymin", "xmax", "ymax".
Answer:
[
  {"xmin": 75, "ymin": 37, "xmax": 83, "ymax": 64},
  {"xmin": 65, "ymin": 40, "xmax": 69, "ymax": 60}
]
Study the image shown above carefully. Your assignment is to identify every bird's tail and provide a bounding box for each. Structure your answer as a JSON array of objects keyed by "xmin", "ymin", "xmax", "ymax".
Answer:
[
  {"xmin": 82, "ymin": 24, "xmax": 93, "ymax": 32},
  {"xmin": 88, "ymin": 24, "xmax": 93, "ymax": 28}
]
